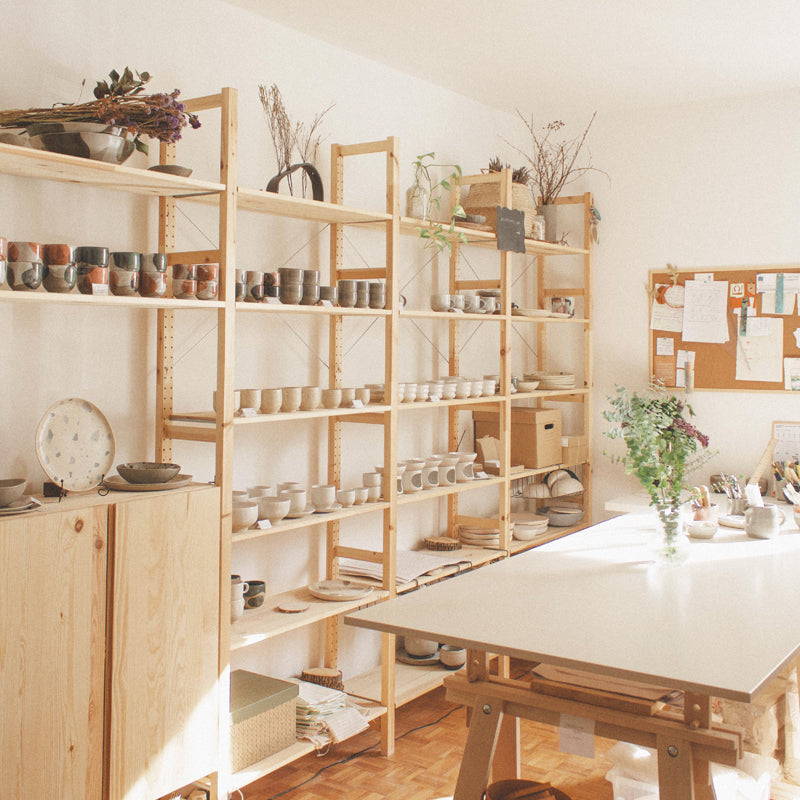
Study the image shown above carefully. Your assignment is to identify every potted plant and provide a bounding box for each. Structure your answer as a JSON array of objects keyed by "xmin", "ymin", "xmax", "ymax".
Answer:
[
  {"xmin": 0, "ymin": 68, "xmax": 201, "ymax": 163},
  {"xmin": 504, "ymin": 112, "xmax": 604, "ymax": 242},
  {"xmin": 603, "ymin": 383, "xmax": 714, "ymax": 563},
  {"xmin": 409, "ymin": 152, "xmax": 467, "ymax": 253},
  {"xmin": 462, "ymin": 158, "xmax": 540, "ymax": 238}
]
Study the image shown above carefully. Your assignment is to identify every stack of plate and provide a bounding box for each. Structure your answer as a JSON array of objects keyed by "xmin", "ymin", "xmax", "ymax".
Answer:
[
  {"xmin": 458, "ymin": 525, "xmax": 503, "ymax": 547},
  {"xmin": 509, "ymin": 512, "xmax": 549, "ymax": 541},
  {"xmin": 529, "ymin": 372, "xmax": 576, "ymax": 390},
  {"xmin": 0, "ymin": 496, "xmax": 42, "ymax": 517}
]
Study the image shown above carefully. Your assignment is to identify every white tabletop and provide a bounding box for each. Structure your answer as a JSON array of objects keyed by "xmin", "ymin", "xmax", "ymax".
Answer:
[{"xmin": 347, "ymin": 509, "xmax": 800, "ymax": 702}]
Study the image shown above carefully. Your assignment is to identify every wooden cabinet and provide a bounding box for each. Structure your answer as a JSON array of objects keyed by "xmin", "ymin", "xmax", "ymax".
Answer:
[
  {"xmin": 0, "ymin": 504, "xmax": 107, "ymax": 800},
  {"xmin": 0, "ymin": 486, "xmax": 220, "ymax": 800},
  {"xmin": 106, "ymin": 488, "xmax": 220, "ymax": 800}
]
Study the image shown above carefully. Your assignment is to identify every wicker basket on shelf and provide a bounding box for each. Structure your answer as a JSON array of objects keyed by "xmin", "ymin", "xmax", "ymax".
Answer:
[{"xmin": 463, "ymin": 181, "xmax": 537, "ymax": 236}]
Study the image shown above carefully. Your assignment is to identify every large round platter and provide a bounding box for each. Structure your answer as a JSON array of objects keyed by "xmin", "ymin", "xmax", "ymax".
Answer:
[
  {"xmin": 35, "ymin": 398, "xmax": 115, "ymax": 491},
  {"xmin": 104, "ymin": 474, "xmax": 193, "ymax": 492},
  {"xmin": 308, "ymin": 580, "xmax": 374, "ymax": 602}
]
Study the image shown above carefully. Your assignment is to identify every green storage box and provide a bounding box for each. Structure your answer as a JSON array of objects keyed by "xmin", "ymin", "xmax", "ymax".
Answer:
[{"xmin": 229, "ymin": 670, "xmax": 298, "ymax": 772}]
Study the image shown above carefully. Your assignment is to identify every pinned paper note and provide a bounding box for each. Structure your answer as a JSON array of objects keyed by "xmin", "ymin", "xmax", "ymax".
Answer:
[
  {"xmin": 736, "ymin": 317, "xmax": 784, "ymax": 382},
  {"xmin": 656, "ymin": 337, "xmax": 675, "ymax": 356},
  {"xmin": 682, "ymin": 280, "xmax": 729, "ymax": 343},
  {"xmin": 559, "ymin": 714, "xmax": 595, "ymax": 758}
]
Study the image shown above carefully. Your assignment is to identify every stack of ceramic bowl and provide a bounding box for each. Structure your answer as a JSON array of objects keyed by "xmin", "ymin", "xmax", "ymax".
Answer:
[
  {"xmin": 319, "ymin": 285, "xmax": 337, "ymax": 304},
  {"xmin": 109, "ymin": 251, "xmax": 141, "ymax": 296},
  {"xmin": 527, "ymin": 371, "xmax": 576, "ymax": 390},
  {"xmin": 278, "ymin": 267, "xmax": 303, "ymax": 304},
  {"xmin": 539, "ymin": 501, "xmax": 584, "ymax": 527},
  {"xmin": 172, "ymin": 263, "xmax": 197, "ymax": 300},
  {"xmin": 300, "ymin": 269, "xmax": 319, "ymax": 305},
  {"xmin": 196, "ymin": 263, "xmax": 219, "ymax": 301},
  {"xmin": 42, "ymin": 243, "xmax": 76, "ymax": 293},
  {"xmin": 364, "ymin": 383, "xmax": 385, "ymax": 403},
  {"xmin": 458, "ymin": 524, "xmax": 502, "ymax": 547},
  {"xmin": 355, "ymin": 280, "xmax": 370, "ymax": 308},
  {"xmin": 139, "ymin": 253, "xmax": 168, "ymax": 298},
  {"xmin": 509, "ymin": 512, "xmax": 549, "ymax": 541},
  {"xmin": 75, "ymin": 245, "xmax": 109, "ymax": 295},
  {"xmin": 337, "ymin": 279, "xmax": 357, "ymax": 307},
  {"xmin": 368, "ymin": 280, "xmax": 386, "ymax": 309},
  {"xmin": 8, "ymin": 240, "xmax": 44, "ymax": 291}
]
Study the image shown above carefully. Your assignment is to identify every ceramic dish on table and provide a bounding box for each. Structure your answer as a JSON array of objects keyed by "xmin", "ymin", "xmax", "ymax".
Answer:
[
  {"xmin": 308, "ymin": 579, "xmax": 374, "ymax": 602},
  {"xmin": 539, "ymin": 502, "xmax": 585, "ymax": 527},
  {"xmin": 35, "ymin": 398, "xmax": 115, "ymax": 491},
  {"xmin": 0, "ymin": 496, "xmax": 42, "ymax": 516},
  {"xmin": 0, "ymin": 478, "xmax": 27, "ymax": 507},
  {"xmin": 103, "ymin": 474, "xmax": 193, "ymax": 492},
  {"xmin": 116, "ymin": 462, "xmax": 181, "ymax": 484}
]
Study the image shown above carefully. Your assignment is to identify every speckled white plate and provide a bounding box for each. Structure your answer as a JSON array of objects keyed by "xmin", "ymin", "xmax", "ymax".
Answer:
[
  {"xmin": 308, "ymin": 580, "xmax": 373, "ymax": 602},
  {"xmin": 35, "ymin": 398, "xmax": 115, "ymax": 491}
]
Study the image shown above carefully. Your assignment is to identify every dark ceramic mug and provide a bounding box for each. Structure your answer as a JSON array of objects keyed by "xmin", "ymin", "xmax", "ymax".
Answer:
[{"xmin": 243, "ymin": 580, "xmax": 266, "ymax": 609}]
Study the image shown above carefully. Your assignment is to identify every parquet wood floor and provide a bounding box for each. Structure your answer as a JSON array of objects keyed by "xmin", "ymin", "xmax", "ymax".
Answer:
[{"xmin": 241, "ymin": 684, "xmax": 615, "ymax": 800}]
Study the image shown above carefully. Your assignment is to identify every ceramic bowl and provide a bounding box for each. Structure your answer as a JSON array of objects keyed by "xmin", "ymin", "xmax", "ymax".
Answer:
[
  {"xmin": 687, "ymin": 521, "xmax": 718, "ymax": 539},
  {"xmin": 196, "ymin": 263, "xmax": 219, "ymax": 282},
  {"xmin": 0, "ymin": 478, "xmax": 27, "ymax": 507},
  {"xmin": 138, "ymin": 271, "xmax": 167, "ymax": 298},
  {"xmin": 8, "ymin": 261, "xmax": 43, "ymax": 291},
  {"xmin": 110, "ymin": 251, "xmax": 141, "ymax": 270},
  {"xmin": 405, "ymin": 636, "xmax": 439, "ymax": 658},
  {"xmin": 74, "ymin": 245, "xmax": 109, "ymax": 266},
  {"xmin": 172, "ymin": 278, "xmax": 197, "ymax": 300},
  {"xmin": 517, "ymin": 380, "xmax": 540, "ymax": 392},
  {"xmin": 550, "ymin": 476, "xmax": 584, "ymax": 497},
  {"xmin": 43, "ymin": 243, "xmax": 74, "ymax": 265},
  {"xmin": 110, "ymin": 267, "xmax": 139, "ymax": 296},
  {"xmin": 76, "ymin": 265, "xmax": 108, "ymax": 294},
  {"xmin": 300, "ymin": 284, "xmax": 320, "ymax": 305},
  {"xmin": 439, "ymin": 644, "xmax": 466, "ymax": 669},
  {"xmin": 172, "ymin": 263, "xmax": 197, "ymax": 281},
  {"xmin": 9, "ymin": 241, "xmax": 43, "ymax": 262},
  {"xmin": 257, "ymin": 496, "xmax": 291, "ymax": 523},
  {"xmin": 301, "ymin": 269, "xmax": 319, "ymax": 285},
  {"xmin": 232, "ymin": 500, "xmax": 259, "ymax": 532},
  {"xmin": 353, "ymin": 487, "xmax": 370, "ymax": 505},
  {"xmin": 196, "ymin": 280, "xmax": 218, "ymax": 301},
  {"xmin": 43, "ymin": 263, "xmax": 77, "ymax": 293},
  {"xmin": 147, "ymin": 163, "xmax": 193, "ymax": 177},
  {"xmin": 141, "ymin": 253, "xmax": 168, "ymax": 273},
  {"xmin": 280, "ymin": 284, "xmax": 303, "ymax": 304},
  {"xmin": 116, "ymin": 462, "xmax": 180, "ymax": 484},
  {"xmin": 540, "ymin": 502, "xmax": 584, "ymax": 527}
]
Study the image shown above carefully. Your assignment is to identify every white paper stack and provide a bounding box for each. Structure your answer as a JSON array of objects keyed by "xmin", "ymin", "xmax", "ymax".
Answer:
[{"xmin": 294, "ymin": 679, "xmax": 369, "ymax": 746}]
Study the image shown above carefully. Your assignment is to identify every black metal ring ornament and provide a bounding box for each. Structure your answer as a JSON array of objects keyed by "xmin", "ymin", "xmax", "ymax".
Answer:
[{"xmin": 266, "ymin": 162, "xmax": 324, "ymax": 202}]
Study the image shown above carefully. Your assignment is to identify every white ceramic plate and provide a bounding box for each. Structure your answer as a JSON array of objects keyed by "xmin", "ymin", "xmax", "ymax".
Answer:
[
  {"xmin": 719, "ymin": 514, "xmax": 746, "ymax": 529},
  {"xmin": 286, "ymin": 506, "xmax": 315, "ymax": 519},
  {"xmin": 35, "ymin": 398, "xmax": 115, "ymax": 491},
  {"xmin": 308, "ymin": 580, "xmax": 374, "ymax": 602},
  {"xmin": 313, "ymin": 503, "xmax": 343, "ymax": 514},
  {"xmin": 0, "ymin": 496, "xmax": 42, "ymax": 516},
  {"xmin": 104, "ymin": 474, "xmax": 193, "ymax": 492}
]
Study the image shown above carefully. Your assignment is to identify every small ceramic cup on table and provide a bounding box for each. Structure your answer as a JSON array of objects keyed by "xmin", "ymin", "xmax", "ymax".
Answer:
[
  {"xmin": 301, "ymin": 386, "xmax": 322, "ymax": 411},
  {"xmin": 322, "ymin": 388, "xmax": 342, "ymax": 409},
  {"xmin": 353, "ymin": 486, "xmax": 370, "ymax": 505},
  {"xmin": 336, "ymin": 488, "xmax": 356, "ymax": 508},
  {"xmin": 260, "ymin": 388, "xmax": 283, "ymax": 414},
  {"xmin": 281, "ymin": 386, "xmax": 302, "ymax": 412},
  {"xmin": 42, "ymin": 244, "xmax": 77, "ymax": 293},
  {"xmin": 310, "ymin": 484, "xmax": 337, "ymax": 511},
  {"xmin": 340, "ymin": 388, "xmax": 356, "ymax": 407},
  {"xmin": 240, "ymin": 389, "xmax": 262, "ymax": 411}
]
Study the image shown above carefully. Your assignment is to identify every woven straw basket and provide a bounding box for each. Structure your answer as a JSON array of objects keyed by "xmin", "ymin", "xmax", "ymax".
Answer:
[{"xmin": 463, "ymin": 181, "xmax": 537, "ymax": 236}]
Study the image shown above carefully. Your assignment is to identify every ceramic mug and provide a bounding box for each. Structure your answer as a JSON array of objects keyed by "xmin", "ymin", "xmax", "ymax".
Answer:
[
  {"xmin": 301, "ymin": 386, "xmax": 322, "ymax": 411},
  {"xmin": 240, "ymin": 389, "xmax": 261, "ymax": 410},
  {"xmin": 243, "ymin": 580, "xmax": 266, "ymax": 609},
  {"xmin": 281, "ymin": 386, "xmax": 302, "ymax": 412},
  {"xmin": 260, "ymin": 388, "xmax": 283, "ymax": 414},
  {"xmin": 310, "ymin": 484, "xmax": 337, "ymax": 511},
  {"xmin": 745, "ymin": 504, "xmax": 783, "ymax": 539}
]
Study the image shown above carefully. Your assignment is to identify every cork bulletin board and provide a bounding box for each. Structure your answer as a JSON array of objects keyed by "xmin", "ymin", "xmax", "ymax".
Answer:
[{"xmin": 648, "ymin": 264, "xmax": 800, "ymax": 392}]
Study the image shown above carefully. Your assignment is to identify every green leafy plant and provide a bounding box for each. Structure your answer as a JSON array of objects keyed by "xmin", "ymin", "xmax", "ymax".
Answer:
[
  {"xmin": 412, "ymin": 152, "xmax": 467, "ymax": 252},
  {"xmin": 603, "ymin": 382, "xmax": 714, "ymax": 552},
  {"xmin": 487, "ymin": 156, "xmax": 532, "ymax": 186}
]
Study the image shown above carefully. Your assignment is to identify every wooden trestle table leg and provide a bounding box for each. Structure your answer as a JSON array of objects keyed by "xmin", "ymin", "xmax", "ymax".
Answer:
[{"xmin": 452, "ymin": 696, "xmax": 504, "ymax": 800}]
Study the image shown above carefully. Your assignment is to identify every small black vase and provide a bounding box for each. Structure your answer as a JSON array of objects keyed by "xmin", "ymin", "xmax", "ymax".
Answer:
[{"xmin": 266, "ymin": 162, "xmax": 324, "ymax": 202}]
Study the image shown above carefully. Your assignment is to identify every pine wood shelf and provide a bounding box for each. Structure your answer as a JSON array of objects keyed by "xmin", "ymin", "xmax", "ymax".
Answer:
[
  {"xmin": 235, "ymin": 300, "xmax": 391, "ymax": 317},
  {"xmin": 230, "ymin": 586, "xmax": 389, "ymax": 651},
  {"xmin": 0, "ymin": 142, "xmax": 224, "ymax": 197},
  {"xmin": 0, "ymin": 288, "xmax": 223, "ymax": 310}
]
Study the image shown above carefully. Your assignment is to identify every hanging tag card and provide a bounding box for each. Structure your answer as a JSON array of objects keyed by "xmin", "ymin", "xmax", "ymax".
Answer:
[
  {"xmin": 558, "ymin": 713, "xmax": 595, "ymax": 758},
  {"xmin": 240, "ymin": 407, "xmax": 259, "ymax": 417},
  {"xmin": 496, "ymin": 206, "xmax": 526, "ymax": 253}
]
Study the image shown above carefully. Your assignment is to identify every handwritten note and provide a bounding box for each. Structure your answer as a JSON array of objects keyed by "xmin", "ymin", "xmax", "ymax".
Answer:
[
  {"xmin": 682, "ymin": 280, "xmax": 729, "ymax": 343},
  {"xmin": 736, "ymin": 317, "xmax": 783, "ymax": 382}
]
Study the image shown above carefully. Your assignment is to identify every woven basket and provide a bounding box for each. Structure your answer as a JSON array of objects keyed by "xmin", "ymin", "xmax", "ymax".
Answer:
[{"xmin": 463, "ymin": 181, "xmax": 537, "ymax": 237}]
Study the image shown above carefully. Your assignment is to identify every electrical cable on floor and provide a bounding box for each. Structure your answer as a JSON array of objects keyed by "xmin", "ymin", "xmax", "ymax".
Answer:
[{"xmin": 259, "ymin": 704, "xmax": 461, "ymax": 800}]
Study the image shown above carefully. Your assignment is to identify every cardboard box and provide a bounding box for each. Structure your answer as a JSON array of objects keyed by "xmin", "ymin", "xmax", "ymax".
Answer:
[
  {"xmin": 473, "ymin": 408, "xmax": 562, "ymax": 469},
  {"xmin": 561, "ymin": 435, "xmax": 588, "ymax": 466},
  {"xmin": 230, "ymin": 670, "xmax": 298, "ymax": 772},
  {"xmin": 476, "ymin": 436, "xmax": 525, "ymax": 475}
]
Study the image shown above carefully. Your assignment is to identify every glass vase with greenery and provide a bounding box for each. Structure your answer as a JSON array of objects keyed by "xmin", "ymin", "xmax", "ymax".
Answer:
[
  {"xmin": 603, "ymin": 383, "xmax": 713, "ymax": 562},
  {"xmin": 410, "ymin": 152, "xmax": 466, "ymax": 252}
]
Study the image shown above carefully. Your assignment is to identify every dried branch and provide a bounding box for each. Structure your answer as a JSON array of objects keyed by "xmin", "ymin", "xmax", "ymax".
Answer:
[{"xmin": 502, "ymin": 111, "xmax": 606, "ymax": 205}]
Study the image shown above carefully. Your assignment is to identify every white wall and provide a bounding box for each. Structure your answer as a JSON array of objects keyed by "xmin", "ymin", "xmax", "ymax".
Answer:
[
  {"xmin": 5, "ymin": 0, "xmax": 798, "ymax": 684},
  {"xmin": 0, "ymin": 0, "xmax": 521, "ymax": 682},
  {"xmin": 590, "ymin": 90, "xmax": 800, "ymax": 515}
]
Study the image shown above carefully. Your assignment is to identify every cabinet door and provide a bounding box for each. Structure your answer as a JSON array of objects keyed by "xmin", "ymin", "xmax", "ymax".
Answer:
[
  {"xmin": 107, "ymin": 487, "xmax": 220, "ymax": 800},
  {"xmin": 0, "ymin": 506, "xmax": 107, "ymax": 800}
]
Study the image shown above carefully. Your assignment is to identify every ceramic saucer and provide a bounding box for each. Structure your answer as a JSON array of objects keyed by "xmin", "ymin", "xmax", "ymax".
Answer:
[
  {"xmin": 0, "ymin": 496, "xmax": 42, "ymax": 516},
  {"xmin": 313, "ymin": 502, "xmax": 343, "ymax": 513},
  {"xmin": 308, "ymin": 579, "xmax": 373, "ymax": 602},
  {"xmin": 285, "ymin": 505, "xmax": 315, "ymax": 519},
  {"xmin": 104, "ymin": 474, "xmax": 193, "ymax": 492}
]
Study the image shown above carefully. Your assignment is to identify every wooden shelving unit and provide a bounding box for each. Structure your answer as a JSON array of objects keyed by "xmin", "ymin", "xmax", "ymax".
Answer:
[{"xmin": 0, "ymin": 87, "xmax": 593, "ymax": 797}]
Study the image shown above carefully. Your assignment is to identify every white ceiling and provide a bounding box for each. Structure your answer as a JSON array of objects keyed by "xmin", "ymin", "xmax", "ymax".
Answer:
[{"xmin": 228, "ymin": 0, "xmax": 800, "ymax": 114}]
